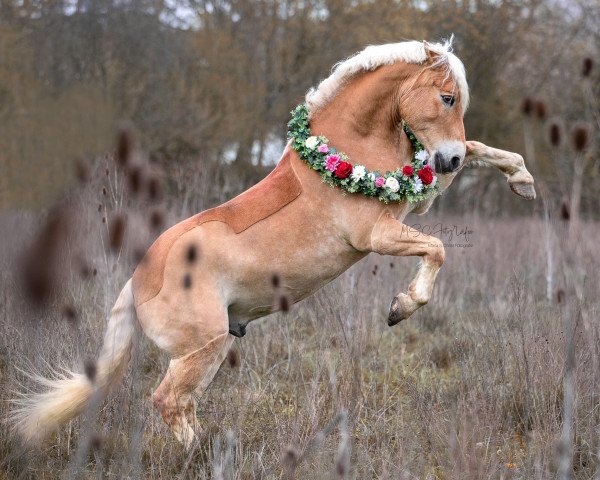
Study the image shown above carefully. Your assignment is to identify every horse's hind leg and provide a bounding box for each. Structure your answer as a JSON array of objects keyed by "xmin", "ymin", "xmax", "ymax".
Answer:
[
  {"xmin": 152, "ymin": 331, "xmax": 233, "ymax": 448},
  {"xmin": 146, "ymin": 289, "xmax": 234, "ymax": 448},
  {"xmin": 135, "ymin": 227, "xmax": 237, "ymax": 447}
]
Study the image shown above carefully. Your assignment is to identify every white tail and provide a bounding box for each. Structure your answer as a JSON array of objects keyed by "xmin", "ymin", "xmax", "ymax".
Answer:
[{"xmin": 10, "ymin": 279, "xmax": 136, "ymax": 444}]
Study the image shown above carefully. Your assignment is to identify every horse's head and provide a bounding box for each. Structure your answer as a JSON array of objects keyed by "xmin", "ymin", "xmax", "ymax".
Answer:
[
  {"xmin": 398, "ymin": 41, "xmax": 468, "ymax": 175},
  {"xmin": 306, "ymin": 39, "xmax": 469, "ymax": 179}
]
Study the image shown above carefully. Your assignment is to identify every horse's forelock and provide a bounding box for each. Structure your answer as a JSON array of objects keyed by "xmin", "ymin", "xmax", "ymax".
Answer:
[
  {"xmin": 305, "ymin": 39, "xmax": 469, "ymax": 117},
  {"xmin": 426, "ymin": 39, "xmax": 469, "ymax": 112}
]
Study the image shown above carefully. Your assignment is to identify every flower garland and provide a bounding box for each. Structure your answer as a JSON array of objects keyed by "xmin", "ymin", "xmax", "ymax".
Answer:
[{"xmin": 287, "ymin": 103, "xmax": 439, "ymax": 203}]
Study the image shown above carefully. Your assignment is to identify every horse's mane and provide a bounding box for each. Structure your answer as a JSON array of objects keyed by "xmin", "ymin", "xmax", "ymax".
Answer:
[{"xmin": 305, "ymin": 39, "xmax": 469, "ymax": 117}]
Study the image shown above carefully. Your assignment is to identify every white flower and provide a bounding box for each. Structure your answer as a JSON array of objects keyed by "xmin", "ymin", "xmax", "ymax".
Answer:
[
  {"xmin": 385, "ymin": 177, "xmax": 400, "ymax": 193},
  {"xmin": 415, "ymin": 150, "xmax": 429, "ymax": 162},
  {"xmin": 305, "ymin": 136, "xmax": 319, "ymax": 149},
  {"xmin": 351, "ymin": 165, "xmax": 366, "ymax": 182},
  {"xmin": 413, "ymin": 178, "xmax": 423, "ymax": 193},
  {"xmin": 368, "ymin": 172, "xmax": 377, "ymax": 182},
  {"xmin": 430, "ymin": 175, "xmax": 437, "ymax": 187}
]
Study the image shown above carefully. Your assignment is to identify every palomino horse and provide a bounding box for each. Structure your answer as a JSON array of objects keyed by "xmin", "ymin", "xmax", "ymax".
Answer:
[{"xmin": 11, "ymin": 40, "xmax": 535, "ymax": 448}]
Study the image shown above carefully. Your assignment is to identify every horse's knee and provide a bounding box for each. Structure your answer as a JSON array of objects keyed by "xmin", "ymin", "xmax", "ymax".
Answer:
[{"xmin": 427, "ymin": 240, "xmax": 445, "ymax": 266}]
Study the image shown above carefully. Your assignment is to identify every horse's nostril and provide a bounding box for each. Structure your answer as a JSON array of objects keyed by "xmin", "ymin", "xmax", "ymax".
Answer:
[{"xmin": 451, "ymin": 156, "xmax": 461, "ymax": 170}]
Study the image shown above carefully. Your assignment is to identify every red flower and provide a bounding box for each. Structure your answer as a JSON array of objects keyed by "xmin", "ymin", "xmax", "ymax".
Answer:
[
  {"xmin": 417, "ymin": 165, "xmax": 434, "ymax": 185},
  {"xmin": 335, "ymin": 161, "xmax": 353, "ymax": 179},
  {"xmin": 402, "ymin": 165, "xmax": 414, "ymax": 176}
]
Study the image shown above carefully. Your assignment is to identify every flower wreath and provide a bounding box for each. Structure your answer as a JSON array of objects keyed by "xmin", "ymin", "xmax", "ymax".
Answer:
[{"xmin": 287, "ymin": 103, "xmax": 439, "ymax": 203}]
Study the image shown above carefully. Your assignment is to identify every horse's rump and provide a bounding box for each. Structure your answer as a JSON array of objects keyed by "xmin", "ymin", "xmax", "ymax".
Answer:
[{"xmin": 132, "ymin": 152, "xmax": 302, "ymax": 307}]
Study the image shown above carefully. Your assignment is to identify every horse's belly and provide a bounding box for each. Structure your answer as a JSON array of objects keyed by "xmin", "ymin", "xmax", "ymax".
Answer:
[{"xmin": 225, "ymin": 244, "xmax": 364, "ymax": 323}]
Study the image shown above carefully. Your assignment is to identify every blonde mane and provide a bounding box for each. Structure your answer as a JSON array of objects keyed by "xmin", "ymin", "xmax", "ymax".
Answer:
[{"xmin": 305, "ymin": 39, "xmax": 469, "ymax": 117}]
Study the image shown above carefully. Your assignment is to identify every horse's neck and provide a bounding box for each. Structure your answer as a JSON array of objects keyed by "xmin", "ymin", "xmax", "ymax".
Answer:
[{"xmin": 309, "ymin": 64, "xmax": 415, "ymax": 172}]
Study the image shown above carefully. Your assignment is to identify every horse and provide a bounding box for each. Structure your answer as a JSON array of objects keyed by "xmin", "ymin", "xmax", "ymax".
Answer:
[{"xmin": 11, "ymin": 40, "xmax": 535, "ymax": 448}]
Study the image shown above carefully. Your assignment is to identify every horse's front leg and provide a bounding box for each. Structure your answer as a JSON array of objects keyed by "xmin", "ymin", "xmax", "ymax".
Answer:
[
  {"xmin": 370, "ymin": 212, "xmax": 445, "ymax": 326},
  {"xmin": 465, "ymin": 140, "xmax": 536, "ymax": 200}
]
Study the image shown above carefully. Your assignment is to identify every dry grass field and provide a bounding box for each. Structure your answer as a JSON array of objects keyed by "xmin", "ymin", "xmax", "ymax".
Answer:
[
  {"xmin": 0, "ymin": 158, "xmax": 598, "ymax": 480},
  {"xmin": 1, "ymin": 1, "xmax": 598, "ymax": 478}
]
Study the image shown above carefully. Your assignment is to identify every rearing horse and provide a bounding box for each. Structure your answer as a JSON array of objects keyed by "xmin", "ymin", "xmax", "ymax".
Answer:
[{"xmin": 11, "ymin": 40, "xmax": 535, "ymax": 448}]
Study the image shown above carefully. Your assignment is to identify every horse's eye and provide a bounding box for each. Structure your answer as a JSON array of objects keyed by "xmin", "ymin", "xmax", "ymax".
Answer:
[{"xmin": 441, "ymin": 95, "xmax": 455, "ymax": 107}]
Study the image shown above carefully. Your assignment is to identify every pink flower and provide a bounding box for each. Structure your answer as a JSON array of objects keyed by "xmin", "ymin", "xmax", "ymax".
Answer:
[
  {"xmin": 375, "ymin": 177, "xmax": 385, "ymax": 187},
  {"xmin": 317, "ymin": 144, "xmax": 329, "ymax": 153},
  {"xmin": 326, "ymin": 154, "xmax": 341, "ymax": 172}
]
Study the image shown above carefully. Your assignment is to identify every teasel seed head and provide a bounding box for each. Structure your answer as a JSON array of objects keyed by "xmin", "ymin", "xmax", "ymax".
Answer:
[
  {"xmin": 521, "ymin": 97, "xmax": 533, "ymax": 116},
  {"xmin": 150, "ymin": 208, "xmax": 165, "ymax": 231},
  {"xmin": 279, "ymin": 294, "xmax": 290, "ymax": 313},
  {"xmin": 186, "ymin": 244, "xmax": 198, "ymax": 264},
  {"xmin": 127, "ymin": 166, "xmax": 142, "ymax": 195},
  {"xmin": 89, "ymin": 433, "xmax": 103, "ymax": 450},
  {"xmin": 84, "ymin": 359, "xmax": 97, "ymax": 383},
  {"xmin": 534, "ymin": 100, "xmax": 546, "ymax": 120},
  {"xmin": 116, "ymin": 127, "xmax": 133, "ymax": 167},
  {"xmin": 571, "ymin": 123, "xmax": 591, "ymax": 152},
  {"xmin": 548, "ymin": 122, "xmax": 561, "ymax": 147},
  {"xmin": 147, "ymin": 176, "xmax": 162, "ymax": 201},
  {"xmin": 282, "ymin": 446, "xmax": 299, "ymax": 469},
  {"xmin": 560, "ymin": 201, "xmax": 570, "ymax": 221},
  {"xmin": 582, "ymin": 57, "xmax": 593, "ymax": 77},
  {"xmin": 74, "ymin": 158, "xmax": 89, "ymax": 184},
  {"xmin": 227, "ymin": 348, "xmax": 239, "ymax": 368},
  {"xmin": 108, "ymin": 215, "xmax": 126, "ymax": 252},
  {"xmin": 63, "ymin": 304, "xmax": 78, "ymax": 325}
]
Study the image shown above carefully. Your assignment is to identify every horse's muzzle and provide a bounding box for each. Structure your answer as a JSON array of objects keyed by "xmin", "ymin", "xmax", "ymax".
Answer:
[{"xmin": 433, "ymin": 151, "xmax": 462, "ymax": 173}]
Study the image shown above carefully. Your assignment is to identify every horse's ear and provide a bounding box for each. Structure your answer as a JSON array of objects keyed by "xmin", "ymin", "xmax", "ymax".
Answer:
[{"xmin": 423, "ymin": 41, "xmax": 440, "ymax": 63}]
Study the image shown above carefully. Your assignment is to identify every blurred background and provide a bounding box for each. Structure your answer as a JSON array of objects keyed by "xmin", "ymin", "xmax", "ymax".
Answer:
[
  {"xmin": 1, "ymin": 1, "xmax": 600, "ymax": 479},
  {"xmin": 0, "ymin": 0, "xmax": 598, "ymax": 216}
]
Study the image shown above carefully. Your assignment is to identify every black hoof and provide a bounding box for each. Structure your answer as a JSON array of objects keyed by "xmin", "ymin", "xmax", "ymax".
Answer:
[
  {"xmin": 509, "ymin": 182, "xmax": 536, "ymax": 200},
  {"xmin": 228, "ymin": 322, "xmax": 246, "ymax": 338},
  {"xmin": 387, "ymin": 297, "xmax": 404, "ymax": 327}
]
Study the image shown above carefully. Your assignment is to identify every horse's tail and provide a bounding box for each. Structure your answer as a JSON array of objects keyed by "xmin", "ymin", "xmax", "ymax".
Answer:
[{"xmin": 10, "ymin": 279, "xmax": 136, "ymax": 445}]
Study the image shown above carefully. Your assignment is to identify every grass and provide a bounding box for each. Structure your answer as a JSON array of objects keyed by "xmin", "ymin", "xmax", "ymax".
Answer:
[{"xmin": 0, "ymin": 162, "xmax": 598, "ymax": 479}]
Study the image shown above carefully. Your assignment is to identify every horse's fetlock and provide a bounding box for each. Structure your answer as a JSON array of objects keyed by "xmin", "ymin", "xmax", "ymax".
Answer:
[
  {"xmin": 406, "ymin": 284, "xmax": 426, "ymax": 306},
  {"xmin": 410, "ymin": 290, "xmax": 429, "ymax": 306}
]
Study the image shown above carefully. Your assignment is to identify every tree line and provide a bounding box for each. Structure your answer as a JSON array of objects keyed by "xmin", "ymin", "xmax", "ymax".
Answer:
[{"xmin": 0, "ymin": 0, "xmax": 598, "ymax": 216}]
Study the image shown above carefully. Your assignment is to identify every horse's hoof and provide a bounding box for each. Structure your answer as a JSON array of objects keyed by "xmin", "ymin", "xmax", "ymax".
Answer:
[
  {"xmin": 228, "ymin": 322, "xmax": 246, "ymax": 338},
  {"xmin": 388, "ymin": 295, "xmax": 411, "ymax": 326},
  {"xmin": 509, "ymin": 182, "xmax": 536, "ymax": 200}
]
